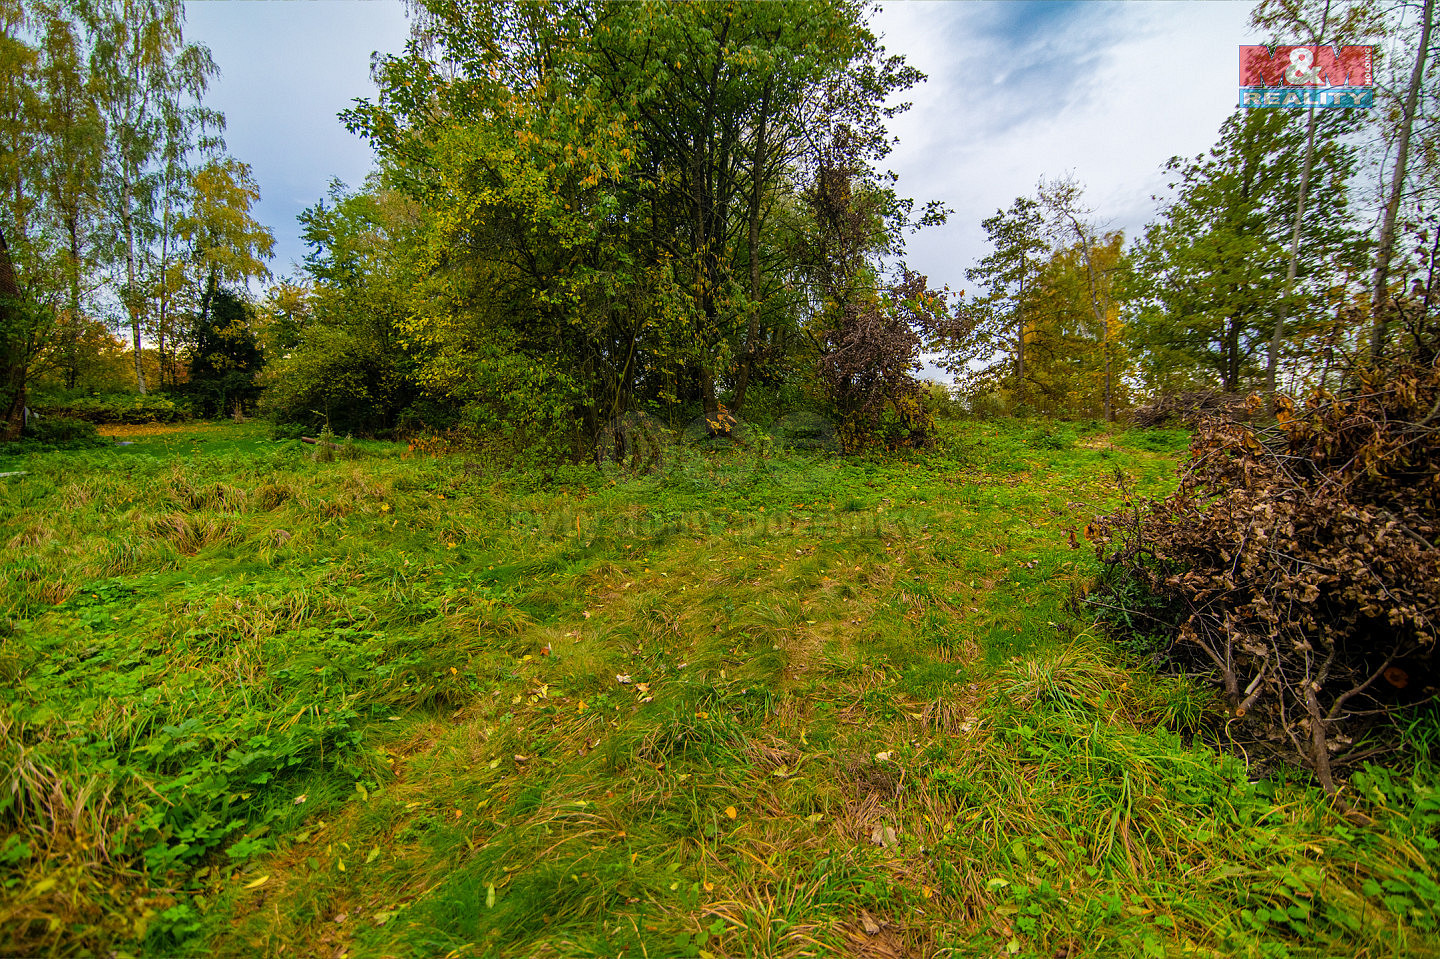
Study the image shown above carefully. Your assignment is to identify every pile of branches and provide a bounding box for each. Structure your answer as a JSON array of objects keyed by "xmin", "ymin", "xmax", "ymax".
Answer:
[
  {"xmin": 1090, "ymin": 360, "xmax": 1439, "ymax": 791},
  {"xmin": 1128, "ymin": 390, "xmax": 1251, "ymax": 428}
]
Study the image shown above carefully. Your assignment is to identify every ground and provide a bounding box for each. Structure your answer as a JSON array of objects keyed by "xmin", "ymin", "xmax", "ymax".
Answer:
[{"xmin": 0, "ymin": 419, "xmax": 1437, "ymax": 958}]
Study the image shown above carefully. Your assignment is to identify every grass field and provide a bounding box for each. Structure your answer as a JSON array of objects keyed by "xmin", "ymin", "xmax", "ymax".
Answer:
[{"xmin": 1, "ymin": 419, "xmax": 1437, "ymax": 958}]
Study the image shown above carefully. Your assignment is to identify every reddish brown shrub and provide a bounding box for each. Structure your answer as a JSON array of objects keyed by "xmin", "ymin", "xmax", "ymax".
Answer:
[{"xmin": 1090, "ymin": 360, "xmax": 1440, "ymax": 792}]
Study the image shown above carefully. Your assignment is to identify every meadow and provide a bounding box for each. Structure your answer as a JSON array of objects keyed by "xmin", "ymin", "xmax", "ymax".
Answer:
[{"xmin": 1, "ymin": 419, "xmax": 1437, "ymax": 958}]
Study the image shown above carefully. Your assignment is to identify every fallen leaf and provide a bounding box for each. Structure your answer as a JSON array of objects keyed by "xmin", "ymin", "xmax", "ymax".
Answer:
[
  {"xmin": 244, "ymin": 875, "xmax": 269, "ymax": 889},
  {"xmin": 869, "ymin": 825, "xmax": 898, "ymax": 848},
  {"xmin": 724, "ymin": 806, "xmax": 738, "ymax": 820},
  {"xmin": 874, "ymin": 751, "xmax": 892, "ymax": 762},
  {"xmin": 616, "ymin": 674, "xmax": 632, "ymax": 684}
]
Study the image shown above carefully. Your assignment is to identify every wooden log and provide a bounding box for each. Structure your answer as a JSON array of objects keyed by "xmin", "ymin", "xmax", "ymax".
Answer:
[{"xmin": 300, "ymin": 436, "xmax": 345, "ymax": 450}]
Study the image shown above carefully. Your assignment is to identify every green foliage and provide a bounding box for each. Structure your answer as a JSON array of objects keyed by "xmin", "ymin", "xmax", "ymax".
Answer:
[
  {"xmin": 261, "ymin": 181, "xmax": 419, "ymax": 437},
  {"xmin": 329, "ymin": 0, "xmax": 936, "ymax": 455},
  {"xmin": 1126, "ymin": 109, "xmax": 1367, "ymax": 394},
  {"xmin": 177, "ymin": 286, "xmax": 265, "ymax": 418},
  {"xmin": 14, "ymin": 414, "xmax": 106, "ymax": 451},
  {"xmin": 2, "ymin": 420, "xmax": 1436, "ymax": 958},
  {"xmin": 29, "ymin": 391, "xmax": 189, "ymax": 424}
]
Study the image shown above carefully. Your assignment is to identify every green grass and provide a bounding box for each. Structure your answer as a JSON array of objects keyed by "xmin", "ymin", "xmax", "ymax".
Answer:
[{"xmin": 1, "ymin": 419, "xmax": 1437, "ymax": 957}]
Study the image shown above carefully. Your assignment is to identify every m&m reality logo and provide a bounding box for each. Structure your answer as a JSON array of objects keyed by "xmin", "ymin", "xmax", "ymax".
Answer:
[{"xmin": 1239, "ymin": 45, "xmax": 1375, "ymax": 108}]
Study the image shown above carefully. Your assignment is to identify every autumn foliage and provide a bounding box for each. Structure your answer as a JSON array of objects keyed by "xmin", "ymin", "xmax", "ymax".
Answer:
[{"xmin": 1090, "ymin": 358, "xmax": 1440, "ymax": 791}]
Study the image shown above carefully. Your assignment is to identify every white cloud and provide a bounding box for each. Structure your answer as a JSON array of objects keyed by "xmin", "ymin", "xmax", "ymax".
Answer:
[{"xmin": 874, "ymin": 1, "xmax": 1259, "ymax": 290}]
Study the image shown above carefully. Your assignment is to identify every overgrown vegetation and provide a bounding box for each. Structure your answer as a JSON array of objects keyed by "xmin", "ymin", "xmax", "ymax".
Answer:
[
  {"xmin": 1091, "ymin": 359, "xmax": 1439, "ymax": 793},
  {"xmin": 2, "ymin": 419, "xmax": 1439, "ymax": 957},
  {"xmin": 29, "ymin": 392, "xmax": 191, "ymax": 425}
]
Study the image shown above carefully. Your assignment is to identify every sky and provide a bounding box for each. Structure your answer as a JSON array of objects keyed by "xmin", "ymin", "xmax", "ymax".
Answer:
[{"xmin": 182, "ymin": 0, "xmax": 1260, "ymax": 298}]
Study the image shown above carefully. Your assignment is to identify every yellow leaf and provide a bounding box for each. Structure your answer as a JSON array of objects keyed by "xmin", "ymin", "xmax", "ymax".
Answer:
[
  {"xmin": 33, "ymin": 877, "xmax": 57, "ymax": 894},
  {"xmin": 724, "ymin": 806, "xmax": 738, "ymax": 820},
  {"xmin": 244, "ymin": 875, "xmax": 269, "ymax": 889}
]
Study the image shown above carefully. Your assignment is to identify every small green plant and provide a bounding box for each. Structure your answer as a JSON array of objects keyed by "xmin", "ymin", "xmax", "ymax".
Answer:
[{"xmin": 313, "ymin": 425, "xmax": 336, "ymax": 462}]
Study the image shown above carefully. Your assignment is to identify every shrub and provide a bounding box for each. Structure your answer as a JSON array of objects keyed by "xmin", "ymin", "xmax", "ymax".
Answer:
[
  {"xmin": 12, "ymin": 415, "xmax": 108, "ymax": 451},
  {"xmin": 1088, "ymin": 361, "xmax": 1440, "ymax": 792},
  {"xmin": 30, "ymin": 392, "xmax": 190, "ymax": 424}
]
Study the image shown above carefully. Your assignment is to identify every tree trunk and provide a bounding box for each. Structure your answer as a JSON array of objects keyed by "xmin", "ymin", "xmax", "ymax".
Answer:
[
  {"xmin": 698, "ymin": 363, "xmax": 719, "ymax": 419},
  {"xmin": 123, "ymin": 170, "xmax": 147, "ymax": 394},
  {"xmin": 732, "ymin": 77, "xmax": 773, "ymax": 414},
  {"xmin": 66, "ymin": 212, "xmax": 83, "ymax": 390},
  {"xmin": 1270, "ymin": 107, "xmax": 1319, "ymax": 403},
  {"xmin": 0, "ymin": 228, "xmax": 26, "ymax": 442},
  {"xmin": 1371, "ymin": 0, "xmax": 1435, "ymax": 360},
  {"xmin": 1270, "ymin": 2, "xmax": 1330, "ymax": 403},
  {"xmin": 1016, "ymin": 271, "xmax": 1027, "ymax": 403}
]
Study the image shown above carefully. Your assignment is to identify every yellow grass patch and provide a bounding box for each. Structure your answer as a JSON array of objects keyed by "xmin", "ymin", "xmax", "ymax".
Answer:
[{"xmin": 96, "ymin": 421, "xmax": 221, "ymax": 438}]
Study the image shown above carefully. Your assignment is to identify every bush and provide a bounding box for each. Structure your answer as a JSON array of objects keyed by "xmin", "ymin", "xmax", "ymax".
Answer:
[
  {"xmin": 12, "ymin": 415, "xmax": 108, "ymax": 451},
  {"xmin": 1089, "ymin": 362, "xmax": 1440, "ymax": 792},
  {"xmin": 30, "ymin": 392, "xmax": 190, "ymax": 424}
]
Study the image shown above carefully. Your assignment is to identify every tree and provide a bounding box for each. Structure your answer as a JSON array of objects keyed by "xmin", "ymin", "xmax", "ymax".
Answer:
[
  {"xmin": 952, "ymin": 194, "xmax": 1048, "ymax": 406},
  {"xmin": 0, "ymin": 1, "xmax": 41, "ymax": 439},
  {"xmin": 1127, "ymin": 110, "xmax": 1365, "ymax": 395},
  {"xmin": 183, "ymin": 284, "xmax": 261, "ymax": 416},
  {"xmin": 175, "ymin": 156, "xmax": 273, "ymax": 378},
  {"xmin": 261, "ymin": 179, "xmax": 420, "ymax": 436},
  {"xmin": 1039, "ymin": 176, "xmax": 1124, "ymax": 419},
  {"xmin": 1023, "ymin": 232, "xmax": 1128, "ymax": 417},
  {"xmin": 1371, "ymin": 0, "xmax": 1437, "ymax": 358},
  {"xmin": 34, "ymin": 1, "xmax": 108, "ymax": 390},
  {"xmin": 1250, "ymin": 0, "xmax": 1382, "ymax": 398},
  {"xmin": 91, "ymin": 0, "xmax": 218, "ymax": 393},
  {"xmin": 339, "ymin": 0, "xmax": 936, "ymax": 452}
]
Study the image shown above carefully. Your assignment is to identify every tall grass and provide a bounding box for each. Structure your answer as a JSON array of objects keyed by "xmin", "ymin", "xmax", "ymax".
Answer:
[{"xmin": 0, "ymin": 420, "xmax": 1436, "ymax": 957}]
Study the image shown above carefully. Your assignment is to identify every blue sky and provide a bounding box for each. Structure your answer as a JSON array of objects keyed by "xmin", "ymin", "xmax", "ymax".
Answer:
[{"xmin": 182, "ymin": 0, "xmax": 1258, "ymax": 294}]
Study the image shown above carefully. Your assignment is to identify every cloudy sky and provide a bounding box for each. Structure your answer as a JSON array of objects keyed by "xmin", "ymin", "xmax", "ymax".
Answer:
[{"xmin": 182, "ymin": 0, "xmax": 1259, "ymax": 292}]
